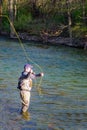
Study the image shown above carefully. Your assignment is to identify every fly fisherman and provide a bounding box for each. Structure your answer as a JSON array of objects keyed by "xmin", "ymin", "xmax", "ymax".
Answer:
[{"xmin": 17, "ymin": 64, "xmax": 44, "ymax": 117}]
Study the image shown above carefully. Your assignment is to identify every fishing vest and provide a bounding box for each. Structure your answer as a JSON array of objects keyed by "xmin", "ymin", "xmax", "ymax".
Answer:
[{"xmin": 17, "ymin": 77, "xmax": 32, "ymax": 91}]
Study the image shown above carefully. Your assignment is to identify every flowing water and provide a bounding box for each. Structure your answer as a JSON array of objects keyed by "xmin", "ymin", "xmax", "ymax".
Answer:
[{"xmin": 0, "ymin": 37, "xmax": 87, "ymax": 130}]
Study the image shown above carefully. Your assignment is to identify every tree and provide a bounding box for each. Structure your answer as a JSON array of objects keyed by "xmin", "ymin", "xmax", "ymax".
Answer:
[
  {"xmin": 14, "ymin": 0, "xmax": 17, "ymax": 20},
  {"xmin": 66, "ymin": 0, "xmax": 72, "ymax": 45},
  {"xmin": 82, "ymin": 0, "xmax": 86, "ymax": 25},
  {"xmin": 9, "ymin": 0, "xmax": 15, "ymax": 37},
  {"xmin": 0, "ymin": 0, "xmax": 2, "ymax": 33}
]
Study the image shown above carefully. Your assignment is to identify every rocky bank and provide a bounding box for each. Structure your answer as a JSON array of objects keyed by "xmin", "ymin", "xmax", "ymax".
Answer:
[{"xmin": 1, "ymin": 31, "xmax": 87, "ymax": 49}]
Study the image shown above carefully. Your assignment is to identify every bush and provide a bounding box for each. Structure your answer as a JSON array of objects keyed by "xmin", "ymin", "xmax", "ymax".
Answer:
[
  {"xmin": 14, "ymin": 13, "xmax": 32, "ymax": 31},
  {"xmin": 2, "ymin": 17, "xmax": 10, "ymax": 32},
  {"xmin": 72, "ymin": 23, "xmax": 87, "ymax": 38}
]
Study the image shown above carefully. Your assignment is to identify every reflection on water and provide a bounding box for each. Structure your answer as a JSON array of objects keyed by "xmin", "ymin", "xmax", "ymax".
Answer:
[
  {"xmin": 0, "ymin": 37, "xmax": 87, "ymax": 130},
  {"xmin": 21, "ymin": 111, "xmax": 31, "ymax": 121}
]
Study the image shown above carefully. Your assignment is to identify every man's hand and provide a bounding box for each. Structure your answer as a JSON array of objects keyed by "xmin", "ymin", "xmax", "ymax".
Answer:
[{"xmin": 41, "ymin": 73, "xmax": 44, "ymax": 77}]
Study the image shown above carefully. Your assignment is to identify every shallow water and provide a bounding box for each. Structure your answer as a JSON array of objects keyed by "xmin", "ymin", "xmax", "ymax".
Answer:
[{"xmin": 0, "ymin": 37, "xmax": 87, "ymax": 130}]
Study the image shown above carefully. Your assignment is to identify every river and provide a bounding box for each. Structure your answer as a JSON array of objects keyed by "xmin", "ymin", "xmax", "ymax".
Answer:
[{"xmin": 0, "ymin": 37, "xmax": 87, "ymax": 130}]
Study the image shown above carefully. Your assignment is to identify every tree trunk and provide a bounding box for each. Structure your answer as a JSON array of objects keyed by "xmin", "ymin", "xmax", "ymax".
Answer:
[
  {"xmin": 9, "ymin": 0, "xmax": 14, "ymax": 37},
  {"xmin": 82, "ymin": 0, "xmax": 86, "ymax": 24},
  {"xmin": 0, "ymin": 0, "xmax": 2, "ymax": 33},
  {"xmin": 14, "ymin": 0, "xmax": 17, "ymax": 20},
  {"xmin": 66, "ymin": 0, "xmax": 72, "ymax": 46}
]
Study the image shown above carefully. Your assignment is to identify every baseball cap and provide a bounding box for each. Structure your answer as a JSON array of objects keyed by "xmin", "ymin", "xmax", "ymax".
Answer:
[{"xmin": 24, "ymin": 64, "xmax": 33, "ymax": 69}]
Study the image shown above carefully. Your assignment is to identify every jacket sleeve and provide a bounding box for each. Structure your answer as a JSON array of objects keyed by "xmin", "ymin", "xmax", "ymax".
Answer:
[
  {"xmin": 30, "ymin": 73, "xmax": 42, "ymax": 79},
  {"xmin": 35, "ymin": 73, "xmax": 42, "ymax": 77}
]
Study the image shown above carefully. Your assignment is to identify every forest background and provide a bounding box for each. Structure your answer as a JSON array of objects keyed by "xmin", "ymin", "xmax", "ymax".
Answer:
[{"xmin": 0, "ymin": 0, "xmax": 87, "ymax": 48}]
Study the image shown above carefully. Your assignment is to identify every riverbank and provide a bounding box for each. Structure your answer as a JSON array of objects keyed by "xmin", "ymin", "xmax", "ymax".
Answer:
[{"xmin": 0, "ymin": 31, "xmax": 87, "ymax": 49}]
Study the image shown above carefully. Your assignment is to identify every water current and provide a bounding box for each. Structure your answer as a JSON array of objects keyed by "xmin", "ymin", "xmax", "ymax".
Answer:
[{"xmin": 0, "ymin": 37, "xmax": 87, "ymax": 130}]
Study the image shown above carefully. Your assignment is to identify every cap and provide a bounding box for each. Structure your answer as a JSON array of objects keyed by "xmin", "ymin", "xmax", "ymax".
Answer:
[{"xmin": 24, "ymin": 64, "xmax": 33, "ymax": 69}]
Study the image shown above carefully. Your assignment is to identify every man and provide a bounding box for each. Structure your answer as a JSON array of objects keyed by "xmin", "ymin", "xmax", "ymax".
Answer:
[{"xmin": 18, "ymin": 64, "xmax": 44, "ymax": 116}]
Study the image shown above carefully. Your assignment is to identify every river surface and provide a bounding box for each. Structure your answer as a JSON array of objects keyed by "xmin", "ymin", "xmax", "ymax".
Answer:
[{"xmin": 0, "ymin": 37, "xmax": 87, "ymax": 130}]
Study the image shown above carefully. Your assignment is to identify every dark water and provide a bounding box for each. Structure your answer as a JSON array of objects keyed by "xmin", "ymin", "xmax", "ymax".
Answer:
[{"xmin": 0, "ymin": 37, "xmax": 87, "ymax": 130}]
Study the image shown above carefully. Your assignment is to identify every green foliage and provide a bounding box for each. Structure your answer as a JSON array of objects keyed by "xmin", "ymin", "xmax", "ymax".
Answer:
[
  {"xmin": 1, "ymin": 0, "xmax": 87, "ymax": 38},
  {"xmin": 72, "ymin": 9, "xmax": 83, "ymax": 23},
  {"xmin": 72, "ymin": 23, "xmax": 87, "ymax": 38},
  {"xmin": 13, "ymin": 6, "xmax": 32, "ymax": 30},
  {"xmin": 52, "ymin": 14, "xmax": 65, "ymax": 24},
  {"xmin": 14, "ymin": 13, "xmax": 32, "ymax": 31},
  {"xmin": 2, "ymin": 17, "xmax": 10, "ymax": 32}
]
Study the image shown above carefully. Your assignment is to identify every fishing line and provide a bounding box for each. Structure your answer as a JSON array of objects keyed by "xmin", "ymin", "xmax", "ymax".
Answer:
[{"xmin": 0, "ymin": 14, "xmax": 43, "ymax": 95}]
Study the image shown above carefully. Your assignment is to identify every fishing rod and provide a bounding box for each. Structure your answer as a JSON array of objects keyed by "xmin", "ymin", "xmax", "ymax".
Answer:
[{"xmin": 0, "ymin": 14, "xmax": 43, "ymax": 96}]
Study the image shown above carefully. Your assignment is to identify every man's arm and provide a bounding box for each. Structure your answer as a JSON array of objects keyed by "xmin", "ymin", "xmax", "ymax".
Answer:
[
  {"xmin": 30, "ymin": 72, "xmax": 44, "ymax": 79},
  {"xmin": 35, "ymin": 73, "xmax": 44, "ymax": 77}
]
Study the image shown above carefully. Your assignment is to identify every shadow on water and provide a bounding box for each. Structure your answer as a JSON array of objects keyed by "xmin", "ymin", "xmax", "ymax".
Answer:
[{"xmin": 0, "ymin": 37, "xmax": 87, "ymax": 130}]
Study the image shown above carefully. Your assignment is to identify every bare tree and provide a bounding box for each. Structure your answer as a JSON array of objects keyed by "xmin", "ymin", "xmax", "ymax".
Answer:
[
  {"xmin": 66, "ymin": 0, "xmax": 72, "ymax": 45},
  {"xmin": 82, "ymin": 0, "xmax": 86, "ymax": 25},
  {"xmin": 14, "ymin": 0, "xmax": 17, "ymax": 20},
  {"xmin": 9, "ymin": 0, "xmax": 15, "ymax": 37},
  {"xmin": 0, "ymin": 0, "xmax": 2, "ymax": 33}
]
